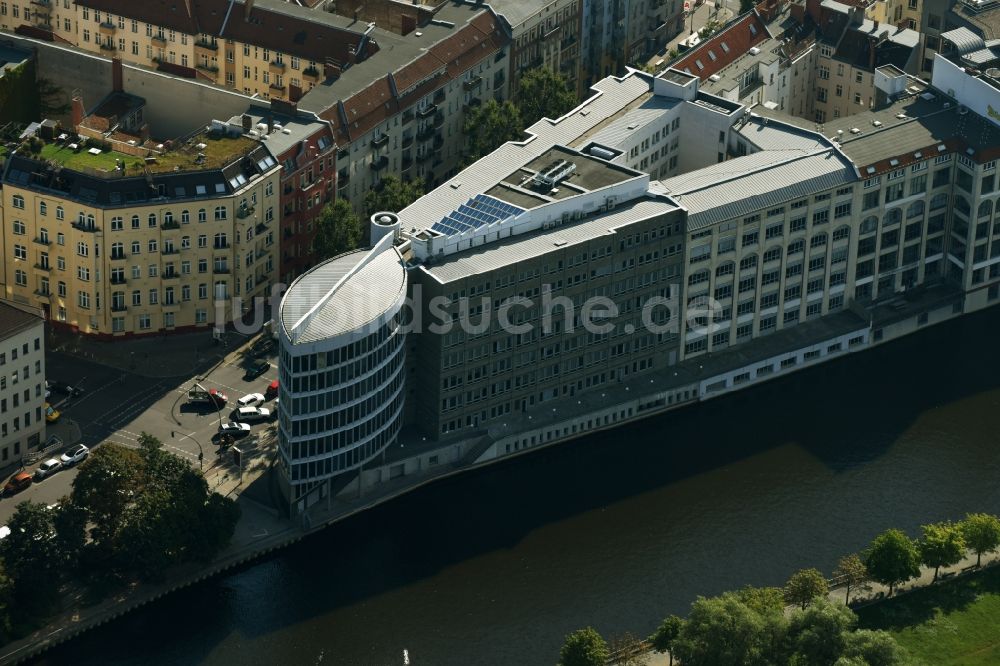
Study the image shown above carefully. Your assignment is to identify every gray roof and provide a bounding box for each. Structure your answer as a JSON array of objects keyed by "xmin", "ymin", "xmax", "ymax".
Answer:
[
  {"xmin": 953, "ymin": 3, "xmax": 1000, "ymax": 41},
  {"xmin": 737, "ymin": 115, "xmax": 832, "ymax": 152},
  {"xmin": 228, "ymin": 106, "xmax": 331, "ymax": 160},
  {"xmin": 0, "ymin": 301, "xmax": 42, "ymax": 340},
  {"xmin": 280, "ymin": 243, "xmax": 406, "ymax": 345},
  {"xmin": 422, "ymin": 196, "xmax": 679, "ymax": 283},
  {"xmin": 942, "ymin": 26, "xmax": 986, "ymax": 54},
  {"xmin": 461, "ymin": 0, "xmax": 554, "ymax": 28},
  {"xmin": 585, "ymin": 95, "xmax": 680, "ymax": 150},
  {"xmin": 660, "ymin": 149, "xmax": 857, "ymax": 230},
  {"xmin": 757, "ymin": 91, "xmax": 1000, "ymax": 167},
  {"xmin": 397, "ymin": 73, "xmax": 652, "ymax": 233}
]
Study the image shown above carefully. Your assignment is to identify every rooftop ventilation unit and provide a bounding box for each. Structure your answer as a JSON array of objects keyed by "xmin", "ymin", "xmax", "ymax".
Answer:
[
  {"xmin": 850, "ymin": 127, "xmax": 861, "ymax": 134},
  {"xmin": 533, "ymin": 159, "xmax": 577, "ymax": 188},
  {"xmin": 872, "ymin": 120, "xmax": 883, "ymax": 127},
  {"xmin": 709, "ymin": 74, "xmax": 721, "ymax": 82},
  {"xmin": 749, "ymin": 47, "xmax": 761, "ymax": 55}
]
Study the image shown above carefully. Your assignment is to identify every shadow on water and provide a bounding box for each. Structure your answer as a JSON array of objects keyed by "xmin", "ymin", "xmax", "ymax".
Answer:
[{"xmin": 36, "ymin": 306, "xmax": 1000, "ymax": 666}]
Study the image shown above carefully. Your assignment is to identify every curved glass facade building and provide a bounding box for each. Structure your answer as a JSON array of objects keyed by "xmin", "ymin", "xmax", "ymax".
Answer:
[{"xmin": 277, "ymin": 236, "xmax": 407, "ymax": 511}]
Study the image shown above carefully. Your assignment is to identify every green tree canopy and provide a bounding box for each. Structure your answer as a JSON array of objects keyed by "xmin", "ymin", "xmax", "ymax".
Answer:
[
  {"xmin": 0, "ymin": 502, "xmax": 60, "ymax": 616},
  {"xmin": 516, "ymin": 67, "xmax": 578, "ymax": 127},
  {"xmin": 71, "ymin": 444, "xmax": 145, "ymax": 554},
  {"xmin": 834, "ymin": 554, "xmax": 869, "ymax": 606},
  {"xmin": 735, "ymin": 585, "xmax": 786, "ymax": 615},
  {"xmin": 864, "ymin": 529, "xmax": 921, "ymax": 595},
  {"xmin": 650, "ymin": 614, "xmax": 684, "ymax": 663},
  {"xmin": 462, "ymin": 99, "xmax": 523, "ymax": 163},
  {"xmin": 558, "ymin": 626, "xmax": 610, "ymax": 666},
  {"xmin": 960, "ymin": 513, "xmax": 1000, "ymax": 567},
  {"xmin": 786, "ymin": 599, "xmax": 855, "ymax": 665},
  {"xmin": 672, "ymin": 592, "xmax": 783, "ymax": 666},
  {"xmin": 314, "ymin": 198, "xmax": 364, "ymax": 261},
  {"xmin": 919, "ymin": 521, "xmax": 965, "ymax": 581},
  {"xmin": 784, "ymin": 568, "xmax": 830, "ymax": 610},
  {"xmin": 364, "ymin": 175, "xmax": 424, "ymax": 216},
  {"xmin": 840, "ymin": 629, "xmax": 909, "ymax": 666}
]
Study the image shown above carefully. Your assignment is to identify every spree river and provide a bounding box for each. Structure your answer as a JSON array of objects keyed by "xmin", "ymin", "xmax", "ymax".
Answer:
[{"xmin": 37, "ymin": 307, "xmax": 1000, "ymax": 666}]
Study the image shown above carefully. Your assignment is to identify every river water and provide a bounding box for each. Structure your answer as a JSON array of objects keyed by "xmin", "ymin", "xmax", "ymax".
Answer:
[{"xmin": 37, "ymin": 307, "xmax": 1000, "ymax": 666}]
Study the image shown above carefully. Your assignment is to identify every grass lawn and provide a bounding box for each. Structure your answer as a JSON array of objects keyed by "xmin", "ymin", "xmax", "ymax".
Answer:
[
  {"xmin": 35, "ymin": 134, "xmax": 256, "ymax": 175},
  {"xmin": 39, "ymin": 142, "xmax": 127, "ymax": 173},
  {"xmin": 856, "ymin": 565, "xmax": 1000, "ymax": 665}
]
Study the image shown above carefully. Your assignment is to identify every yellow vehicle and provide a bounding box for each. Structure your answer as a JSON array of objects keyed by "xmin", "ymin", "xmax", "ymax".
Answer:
[{"xmin": 44, "ymin": 403, "xmax": 60, "ymax": 423}]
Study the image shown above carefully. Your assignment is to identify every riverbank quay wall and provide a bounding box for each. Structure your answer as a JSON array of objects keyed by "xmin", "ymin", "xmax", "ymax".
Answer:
[{"xmin": 0, "ymin": 280, "xmax": 974, "ymax": 666}]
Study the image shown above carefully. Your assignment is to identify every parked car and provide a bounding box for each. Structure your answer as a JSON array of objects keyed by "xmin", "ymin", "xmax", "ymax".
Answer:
[
  {"xmin": 44, "ymin": 402, "xmax": 60, "ymax": 423},
  {"xmin": 252, "ymin": 338, "xmax": 275, "ymax": 357},
  {"xmin": 218, "ymin": 422, "xmax": 252, "ymax": 437},
  {"xmin": 3, "ymin": 472, "xmax": 32, "ymax": 496},
  {"xmin": 34, "ymin": 459, "xmax": 63, "ymax": 480},
  {"xmin": 188, "ymin": 387, "xmax": 228, "ymax": 408},
  {"xmin": 244, "ymin": 359, "xmax": 270, "ymax": 381},
  {"xmin": 265, "ymin": 380, "xmax": 279, "ymax": 400},
  {"xmin": 235, "ymin": 406, "xmax": 271, "ymax": 423},
  {"xmin": 237, "ymin": 392, "xmax": 265, "ymax": 408},
  {"xmin": 48, "ymin": 381, "xmax": 83, "ymax": 397},
  {"xmin": 60, "ymin": 444, "xmax": 90, "ymax": 466}
]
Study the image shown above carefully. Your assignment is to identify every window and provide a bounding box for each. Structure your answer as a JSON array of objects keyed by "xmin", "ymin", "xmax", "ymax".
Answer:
[
  {"xmin": 11, "ymin": 194, "xmax": 24, "ymax": 209},
  {"xmin": 12, "ymin": 244, "xmax": 26, "ymax": 260},
  {"xmin": 215, "ymin": 206, "xmax": 227, "ymax": 220}
]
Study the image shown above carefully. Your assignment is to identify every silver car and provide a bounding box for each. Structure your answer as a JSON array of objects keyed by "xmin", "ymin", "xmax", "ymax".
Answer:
[
  {"xmin": 34, "ymin": 458, "xmax": 63, "ymax": 480},
  {"xmin": 60, "ymin": 444, "xmax": 90, "ymax": 466}
]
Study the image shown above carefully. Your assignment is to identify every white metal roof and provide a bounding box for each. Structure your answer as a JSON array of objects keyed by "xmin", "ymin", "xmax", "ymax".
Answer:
[{"xmin": 280, "ymin": 238, "xmax": 406, "ymax": 345}]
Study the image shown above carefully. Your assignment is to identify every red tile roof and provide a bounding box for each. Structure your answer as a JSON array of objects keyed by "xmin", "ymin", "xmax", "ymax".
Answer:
[{"xmin": 672, "ymin": 11, "xmax": 771, "ymax": 81}]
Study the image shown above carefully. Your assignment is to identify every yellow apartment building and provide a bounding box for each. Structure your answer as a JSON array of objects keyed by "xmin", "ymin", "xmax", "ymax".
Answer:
[{"xmin": 0, "ymin": 126, "xmax": 281, "ymax": 337}]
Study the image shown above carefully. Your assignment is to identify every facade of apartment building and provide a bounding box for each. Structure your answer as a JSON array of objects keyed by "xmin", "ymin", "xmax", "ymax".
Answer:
[
  {"xmin": 300, "ymin": 8, "xmax": 510, "ymax": 210},
  {"xmin": 0, "ymin": 301, "xmax": 45, "ymax": 469},
  {"xmin": 0, "ymin": 131, "xmax": 281, "ymax": 337},
  {"xmin": 229, "ymin": 106, "xmax": 337, "ymax": 284},
  {"xmin": 585, "ymin": 0, "xmax": 683, "ymax": 84},
  {"xmin": 1, "ymin": 0, "xmax": 376, "ymax": 101}
]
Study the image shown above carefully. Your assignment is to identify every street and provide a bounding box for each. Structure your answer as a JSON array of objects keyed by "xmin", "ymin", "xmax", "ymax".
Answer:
[{"xmin": 0, "ymin": 341, "xmax": 279, "ymax": 525}]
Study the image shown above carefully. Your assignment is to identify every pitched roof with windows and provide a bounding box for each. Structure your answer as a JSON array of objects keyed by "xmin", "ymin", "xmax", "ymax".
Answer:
[{"xmin": 672, "ymin": 11, "xmax": 771, "ymax": 81}]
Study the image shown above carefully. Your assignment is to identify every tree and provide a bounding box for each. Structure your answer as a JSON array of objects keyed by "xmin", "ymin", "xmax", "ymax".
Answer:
[
  {"xmin": 71, "ymin": 444, "xmax": 145, "ymax": 555},
  {"xmin": 735, "ymin": 585, "xmax": 785, "ymax": 615},
  {"xmin": 314, "ymin": 199, "xmax": 364, "ymax": 261},
  {"xmin": 786, "ymin": 599, "xmax": 855, "ymax": 666},
  {"xmin": 462, "ymin": 99, "xmax": 523, "ymax": 163},
  {"xmin": 516, "ymin": 67, "xmax": 578, "ymax": 127},
  {"xmin": 364, "ymin": 175, "xmax": 424, "ymax": 216},
  {"xmin": 863, "ymin": 529, "xmax": 921, "ymax": 595},
  {"xmin": 0, "ymin": 502, "xmax": 61, "ymax": 616},
  {"xmin": 558, "ymin": 627, "xmax": 610, "ymax": 666},
  {"xmin": 51, "ymin": 498, "xmax": 88, "ymax": 569},
  {"xmin": 784, "ymin": 568, "xmax": 830, "ymax": 610},
  {"xmin": 833, "ymin": 554, "xmax": 869, "ymax": 606},
  {"xmin": 672, "ymin": 592, "xmax": 784, "ymax": 666},
  {"xmin": 919, "ymin": 521, "xmax": 965, "ymax": 581},
  {"xmin": 960, "ymin": 513, "xmax": 1000, "ymax": 567},
  {"xmin": 650, "ymin": 615, "xmax": 684, "ymax": 664},
  {"xmin": 841, "ymin": 629, "xmax": 908, "ymax": 666}
]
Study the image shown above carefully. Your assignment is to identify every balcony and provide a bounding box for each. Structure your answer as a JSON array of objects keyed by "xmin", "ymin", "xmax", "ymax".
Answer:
[
  {"xmin": 417, "ymin": 103, "xmax": 437, "ymax": 119},
  {"xmin": 33, "ymin": 290, "xmax": 50, "ymax": 301},
  {"xmin": 151, "ymin": 34, "xmax": 167, "ymax": 47},
  {"xmin": 236, "ymin": 204, "xmax": 256, "ymax": 220},
  {"xmin": 99, "ymin": 42, "xmax": 116, "ymax": 52},
  {"xmin": 369, "ymin": 156, "xmax": 389, "ymax": 172},
  {"xmin": 463, "ymin": 97, "xmax": 482, "ymax": 111},
  {"xmin": 303, "ymin": 67, "xmax": 321, "ymax": 83},
  {"xmin": 32, "ymin": 263, "xmax": 50, "ymax": 272},
  {"xmin": 71, "ymin": 221, "xmax": 98, "ymax": 233},
  {"xmin": 417, "ymin": 126, "xmax": 435, "ymax": 142},
  {"xmin": 109, "ymin": 252, "xmax": 126, "ymax": 261},
  {"xmin": 161, "ymin": 220, "xmax": 181, "ymax": 230},
  {"xmin": 194, "ymin": 39, "xmax": 218, "ymax": 56},
  {"xmin": 111, "ymin": 304, "xmax": 127, "ymax": 313},
  {"xmin": 269, "ymin": 82, "xmax": 285, "ymax": 94},
  {"xmin": 402, "ymin": 135, "xmax": 414, "ymax": 149},
  {"xmin": 110, "ymin": 275, "xmax": 127, "ymax": 285},
  {"xmin": 433, "ymin": 111, "xmax": 445, "ymax": 128},
  {"xmin": 256, "ymin": 222, "xmax": 269, "ymax": 235},
  {"xmin": 98, "ymin": 21, "xmax": 115, "ymax": 35},
  {"xmin": 338, "ymin": 174, "xmax": 350, "ymax": 190},
  {"xmin": 493, "ymin": 73, "xmax": 505, "ymax": 90},
  {"xmin": 196, "ymin": 63, "xmax": 219, "ymax": 74},
  {"xmin": 269, "ymin": 60, "xmax": 286, "ymax": 74},
  {"xmin": 214, "ymin": 242, "xmax": 230, "ymax": 250},
  {"xmin": 433, "ymin": 134, "xmax": 444, "ymax": 151},
  {"xmin": 162, "ymin": 271, "xmax": 179, "ymax": 280},
  {"xmin": 417, "ymin": 151, "xmax": 434, "ymax": 164},
  {"xmin": 33, "ymin": 237, "xmax": 50, "ymax": 246},
  {"xmin": 401, "ymin": 156, "xmax": 413, "ymax": 172},
  {"xmin": 560, "ymin": 34, "xmax": 578, "ymax": 51},
  {"xmin": 371, "ymin": 133, "xmax": 389, "ymax": 149},
  {"xmin": 213, "ymin": 266, "xmax": 231, "ymax": 274},
  {"xmin": 463, "ymin": 75, "xmax": 482, "ymax": 91}
]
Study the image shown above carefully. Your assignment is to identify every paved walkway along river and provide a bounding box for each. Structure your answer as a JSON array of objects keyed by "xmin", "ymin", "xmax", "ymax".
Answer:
[{"xmin": 25, "ymin": 306, "xmax": 1000, "ymax": 665}]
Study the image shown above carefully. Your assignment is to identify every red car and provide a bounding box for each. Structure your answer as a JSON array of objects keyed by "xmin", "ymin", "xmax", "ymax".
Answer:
[
  {"xmin": 3, "ymin": 472, "xmax": 32, "ymax": 497},
  {"xmin": 265, "ymin": 379, "xmax": 279, "ymax": 400}
]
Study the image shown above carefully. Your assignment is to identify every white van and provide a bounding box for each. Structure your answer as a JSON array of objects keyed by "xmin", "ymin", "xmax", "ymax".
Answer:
[{"xmin": 236, "ymin": 406, "xmax": 271, "ymax": 423}]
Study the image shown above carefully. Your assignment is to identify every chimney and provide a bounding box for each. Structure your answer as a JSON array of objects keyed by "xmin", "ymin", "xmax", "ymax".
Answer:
[
  {"xmin": 874, "ymin": 19, "xmax": 879, "ymax": 32},
  {"xmin": 869, "ymin": 36, "xmax": 877, "ymax": 71},
  {"xmin": 71, "ymin": 94, "xmax": 85, "ymax": 130},
  {"xmin": 267, "ymin": 115, "xmax": 274, "ymax": 134},
  {"xmin": 288, "ymin": 83, "xmax": 303, "ymax": 104},
  {"xmin": 245, "ymin": 0, "xmax": 255, "ymax": 21},
  {"xmin": 112, "ymin": 55, "xmax": 124, "ymax": 93},
  {"xmin": 241, "ymin": 113, "xmax": 253, "ymax": 132}
]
